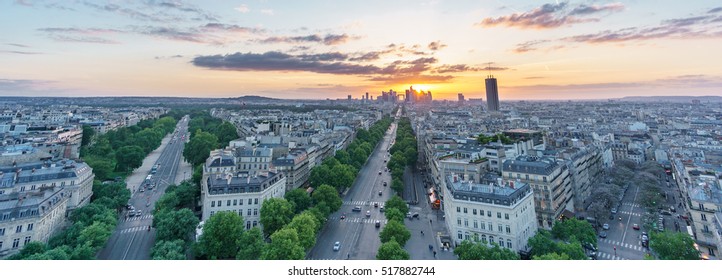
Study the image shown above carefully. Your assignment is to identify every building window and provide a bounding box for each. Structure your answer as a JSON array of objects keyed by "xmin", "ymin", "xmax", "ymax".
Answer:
[
  {"xmin": 210, "ymin": 211, "xmax": 214, "ymax": 216},
  {"xmin": 480, "ymin": 209, "xmax": 484, "ymax": 216},
  {"xmin": 487, "ymin": 211, "xmax": 491, "ymax": 217},
  {"xmin": 473, "ymin": 209, "xmax": 477, "ymax": 215},
  {"xmin": 254, "ymin": 209, "xmax": 258, "ymax": 216},
  {"xmin": 506, "ymin": 225, "xmax": 511, "ymax": 233},
  {"xmin": 217, "ymin": 200, "xmax": 222, "ymax": 207},
  {"xmin": 505, "ymin": 213, "xmax": 509, "ymax": 220},
  {"xmin": 507, "ymin": 240, "xmax": 512, "ymax": 249},
  {"xmin": 0, "ymin": 228, "xmax": 4, "ymax": 236},
  {"xmin": 248, "ymin": 199, "xmax": 252, "ymax": 205},
  {"xmin": 233, "ymin": 200, "xmax": 237, "ymax": 206},
  {"xmin": 498, "ymin": 224, "xmax": 503, "ymax": 232},
  {"xmin": 457, "ymin": 207, "xmax": 460, "ymax": 213},
  {"xmin": 240, "ymin": 199, "xmax": 243, "ymax": 205},
  {"xmin": 489, "ymin": 236, "xmax": 494, "ymax": 245},
  {"xmin": 246, "ymin": 221, "xmax": 251, "ymax": 230},
  {"xmin": 254, "ymin": 198, "xmax": 259, "ymax": 205},
  {"xmin": 12, "ymin": 238, "xmax": 20, "ymax": 249},
  {"xmin": 488, "ymin": 222, "xmax": 493, "ymax": 231},
  {"xmin": 481, "ymin": 235, "xmax": 487, "ymax": 243},
  {"xmin": 247, "ymin": 209, "xmax": 252, "ymax": 216},
  {"xmin": 499, "ymin": 240, "xmax": 504, "ymax": 248},
  {"xmin": 252, "ymin": 221, "xmax": 257, "ymax": 227},
  {"xmin": 0, "ymin": 241, "xmax": 3, "ymax": 250},
  {"xmin": 473, "ymin": 220, "xmax": 478, "ymax": 229},
  {"xmin": 497, "ymin": 212, "xmax": 502, "ymax": 219},
  {"xmin": 701, "ymin": 213, "xmax": 707, "ymax": 221},
  {"xmin": 238, "ymin": 209, "xmax": 243, "ymax": 216},
  {"xmin": 23, "ymin": 236, "xmax": 31, "ymax": 245},
  {"xmin": 464, "ymin": 219, "xmax": 468, "ymax": 227},
  {"xmin": 27, "ymin": 224, "xmax": 33, "ymax": 231},
  {"xmin": 211, "ymin": 201, "xmax": 215, "ymax": 207},
  {"xmin": 16, "ymin": 225, "xmax": 22, "ymax": 233},
  {"xmin": 463, "ymin": 208, "xmax": 467, "ymax": 214},
  {"xmin": 226, "ymin": 200, "xmax": 231, "ymax": 206},
  {"xmin": 457, "ymin": 219, "xmax": 462, "ymax": 226},
  {"xmin": 480, "ymin": 222, "xmax": 486, "ymax": 230}
]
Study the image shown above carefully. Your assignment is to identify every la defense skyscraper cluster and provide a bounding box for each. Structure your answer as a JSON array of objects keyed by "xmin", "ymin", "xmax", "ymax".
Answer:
[{"xmin": 485, "ymin": 75, "xmax": 499, "ymax": 111}]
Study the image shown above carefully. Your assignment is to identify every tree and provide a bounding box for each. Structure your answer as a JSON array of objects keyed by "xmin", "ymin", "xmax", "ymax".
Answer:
[
  {"xmin": 151, "ymin": 239, "xmax": 186, "ymax": 260},
  {"xmin": 115, "ymin": 145, "xmax": 145, "ymax": 172},
  {"xmin": 385, "ymin": 195, "xmax": 409, "ymax": 216},
  {"xmin": 528, "ymin": 230, "xmax": 557, "ymax": 257},
  {"xmin": 236, "ymin": 227, "xmax": 265, "ymax": 260},
  {"xmin": 84, "ymin": 156, "xmax": 114, "ymax": 181},
  {"xmin": 384, "ymin": 208, "xmax": 404, "ymax": 222},
  {"xmin": 155, "ymin": 208, "xmax": 200, "ymax": 243},
  {"xmin": 285, "ymin": 188, "xmax": 312, "ymax": 214},
  {"xmin": 154, "ymin": 191, "xmax": 180, "ymax": 213},
  {"xmin": 334, "ymin": 150, "xmax": 351, "ymax": 165},
  {"xmin": 7, "ymin": 242, "xmax": 46, "ymax": 260},
  {"xmin": 329, "ymin": 164, "xmax": 355, "ymax": 192},
  {"xmin": 171, "ymin": 181, "xmax": 199, "ymax": 210},
  {"xmin": 649, "ymin": 231, "xmax": 699, "ymax": 260},
  {"xmin": 376, "ymin": 240, "xmax": 410, "ymax": 260},
  {"xmin": 309, "ymin": 165, "xmax": 331, "ymax": 189},
  {"xmin": 311, "ymin": 184, "xmax": 342, "ymax": 215},
  {"xmin": 286, "ymin": 213, "xmax": 319, "ymax": 249},
  {"xmin": 302, "ymin": 207, "xmax": 327, "ymax": 232},
  {"xmin": 183, "ymin": 130, "xmax": 218, "ymax": 166},
  {"xmin": 260, "ymin": 198, "xmax": 295, "ymax": 236},
  {"xmin": 551, "ymin": 219, "xmax": 597, "ymax": 247},
  {"xmin": 81, "ymin": 125, "xmax": 96, "ymax": 147},
  {"xmin": 78, "ymin": 221, "xmax": 113, "ymax": 250},
  {"xmin": 196, "ymin": 211, "xmax": 244, "ymax": 259},
  {"xmin": 556, "ymin": 241, "xmax": 587, "ymax": 260},
  {"xmin": 379, "ymin": 220, "xmax": 411, "ymax": 246},
  {"xmin": 391, "ymin": 178, "xmax": 404, "ymax": 195},
  {"xmin": 533, "ymin": 252, "xmax": 571, "ymax": 260},
  {"xmin": 261, "ymin": 228, "xmax": 305, "ymax": 260},
  {"xmin": 70, "ymin": 242, "xmax": 96, "ymax": 260},
  {"xmin": 92, "ymin": 181, "xmax": 130, "ymax": 211},
  {"xmin": 454, "ymin": 240, "xmax": 520, "ymax": 260},
  {"xmin": 213, "ymin": 121, "xmax": 239, "ymax": 147}
]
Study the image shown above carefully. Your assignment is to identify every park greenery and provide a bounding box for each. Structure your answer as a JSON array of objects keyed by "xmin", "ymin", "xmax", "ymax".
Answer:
[
  {"xmin": 476, "ymin": 133, "xmax": 516, "ymax": 145},
  {"xmin": 527, "ymin": 219, "xmax": 597, "ymax": 260},
  {"xmin": 454, "ymin": 239, "xmax": 520, "ymax": 260},
  {"xmin": 386, "ymin": 117, "xmax": 417, "ymax": 195}
]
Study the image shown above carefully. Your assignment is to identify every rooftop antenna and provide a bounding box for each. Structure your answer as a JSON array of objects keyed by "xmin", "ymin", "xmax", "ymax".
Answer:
[{"xmin": 487, "ymin": 62, "xmax": 492, "ymax": 78}]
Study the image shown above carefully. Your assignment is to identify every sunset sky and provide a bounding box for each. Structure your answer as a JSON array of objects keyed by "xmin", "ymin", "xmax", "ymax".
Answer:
[{"xmin": 2, "ymin": 0, "xmax": 722, "ymax": 100}]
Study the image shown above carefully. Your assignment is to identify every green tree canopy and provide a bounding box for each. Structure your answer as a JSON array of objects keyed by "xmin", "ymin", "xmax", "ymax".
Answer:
[
  {"xmin": 260, "ymin": 198, "xmax": 295, "ymax": 236},
  {"xmin": 551, "ymin": 219, "xmax": 597, "ymax": 247},
  {"xmin": 236, "ymin": 227, "xmax": 265, "ymax": 260},
  {"xmin": 376, "ymin": 240, "xmax": 410, "ymax": 260},
  {"xmin": 261, "ymin": 228, "xmax": 305, "ymax": 260},
  {"xmin": 115, "ymin": 145, "xmax": 145, "ymax": 172},
  {"xmin": 384, "ymin": 208, "xmax": 404, "ymax": 222},
  {"xmin": 532, "ymin": 252, "xmax": 571, "ymax": 260},
  {"xmin": 379, "ymin": 220, "xmax": 411, "ymax": 246},
  {"xmin": 454, "ymin": 240, "xmax": 520, "ymax": 260},
  {"xmin": 183, "ymin": 130, "xmax": 219, "ymax": 166},
  {"xmin": 286, "ymin": 212, "xmax": 319, "ymax": 249},
  {"xmin": 196, "ymin": 211, "xmax": 244, "ymax": 259},
  {"xmin": 151, "ymin": 239, "xmax": 186, "ymax": 260},
  {"xmin": 155, "ymin": 208, "xmax": 199, "ymax": 243},
  {"xmin": 285, "ymin": 188, "xmax": 312, "ymax": 214},
  {"xmin": 311, "ymin": 184, "xmax": 342, "ymax": 215},
  {"xmin": 650, "ymin": 231, "xmax": 699, "ymax": 260},
  {"xmin": 385, "ymin": 195, "xmax": 409, "ymax": 216}
]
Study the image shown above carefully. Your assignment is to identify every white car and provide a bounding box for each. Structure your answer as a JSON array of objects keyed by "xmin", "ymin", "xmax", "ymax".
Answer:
[
  {"xmin": 602, "ymin": 223, "xmax": 610, "ymax": 230},
  {"xmin": 333, "ymin": 241, "xmax": 341, "ymax": 251}
]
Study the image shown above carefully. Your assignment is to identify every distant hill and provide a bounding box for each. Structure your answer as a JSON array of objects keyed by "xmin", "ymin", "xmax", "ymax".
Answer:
[
  {"xmin": 619, "ymin": 96, "xmax": 722, "ymax": 102},
  {"xmin": 231, "ymin": 95, "xmax": 279, "ymax": 102}
]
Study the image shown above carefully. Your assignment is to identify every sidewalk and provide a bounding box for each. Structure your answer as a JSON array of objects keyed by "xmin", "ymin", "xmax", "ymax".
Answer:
[{"xmin": 173, "ymin": 159, "xmax": 193, "ymax": 185}]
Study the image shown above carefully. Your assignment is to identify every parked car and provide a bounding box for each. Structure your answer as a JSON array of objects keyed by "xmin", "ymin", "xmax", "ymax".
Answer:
[
  {"xmin": 128, "ymin": 210, "xmax": 136, "ymax": 217},
  {"xmin": 669, "ymin": 206, "xmax": 676, "ymax": 213},
  {"xmin": 136, "ymin": 210, "xmax": 142, "ymax": 216},
  {"xmin": 582, "ymin": 242, "xmax": 597, "ymax": 252},
  {"xmin": 660, "ymin": 210, "xmax": 672, "ymax": 216},
  {"xmin": 602, "ymin": 223, "xmax": 610, "ymax": 230},
  {"xmin": 406, "ymin": 212, "xmax": 412, "ymax": 218},
  {"xmin": 611, "ymin": 208, "xmax": 617, "ymax": 214},
  {"xmin": 633, "ymin": 224, "xmax": 640, "ymax": 230},
  {"xmin": 411, "ymin": 212, "xmax": 419, "ymax": 219},
  {"xmin": 333, "ymin": 241, "xmax": 341, "ymax": 251},
  {"xmin": 598, "ymin": 231, "xmax": 608, "ymax": 238},
  {"xmin": 352, "ymin": 206, "xmax": 362, "ymax": 212}
]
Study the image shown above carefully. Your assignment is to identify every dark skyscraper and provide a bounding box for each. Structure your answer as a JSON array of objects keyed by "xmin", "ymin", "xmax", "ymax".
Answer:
[{"xmin": 485, "ymin": 75, "xmax": 499, "ymax": 111}]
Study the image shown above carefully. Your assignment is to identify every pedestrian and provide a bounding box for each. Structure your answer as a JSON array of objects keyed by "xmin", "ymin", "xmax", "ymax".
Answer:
[
  {"xmin": 347, "ymin": 253, "xmax": 350, "ymax": 259},
  {"xmin": 433, "ymin": 250, "xmax": 437, "ymax": 258},
  {"xmin": 430, "ymin": 219, "xmax": 433, "ymax": 225}
]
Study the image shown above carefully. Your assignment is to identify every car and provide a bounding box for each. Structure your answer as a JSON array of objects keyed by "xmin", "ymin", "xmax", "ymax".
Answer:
[
  {"xmin": 126, "ymin": 204, "xmax": 134, "ymax": 210},
  {"xmin": 582, "ymin": 242, "xmax": 597, "ymax": 252},
  {"xmin": 587, "ymin": 251, "xmax": 597, "ymax": 260},
  {"xmin": 660, "ymin": 210, "xmax": 672, "ymax": 216},
  {"xmin": 375, "ymin": 220, "xmax": 381, "ymax": 228},
  {"xmin": 128, "ymin": 210, "xmax": 136, "ymax": 217},
  {"xmin": 378, "ymin": 191, "xmax": 382, "ymax": 196},
  {"xmin": 602, "ymin": 223, "xmax": 610, "ymax": 230},
  {"xmin": 379, "ymin": 171, "xmax": 382, "ymax": 175},
  {"xmin": 352, "ymin": 206, "xmax": 362, "ymax": 212},
  {"xmin": 374, "ymin": 202, "xmax": 379, "ymax": 208},
  {"xmin": 611, "ymin": 208, "xmax": 617, "ymax": 214},
  {"xmin": 669, "ymin": 206, "xmax": 676, "ymax": 213},
  {"xmin": 140, "ymin": 188, "xmax": 144, "ymax": 192},
  {"xmin": 598, "ymin": 231, "xmax": 607, "ymax": 238},
  {"xmin": 383, "ymin": 159, "xmax": 387, "ymax": 163},
  {"xmin": 136, "ymin": 210, "xmax": 142, "ymax": 216},
  {"xmin": 411, "ymin": 212, "xmax": 419, "ymax": 219},
  {"xmin": 366, "ymin": 210, "xmax": 371, "ymax": 217},
  {"xmin": 340, "ymin": 214, "xmax": 346, "ymax": 220},
  {"xmin": 406, "ymin": 212, "xmax": 412, "ymax": 218},
  {"xmin": 383, "ymin": 181, "xmax": 387, "ymax": 186},
  {"xmin": 633, "ymin": 224, "xmax": 640, "ymax": 230},
  {"xmin": 380, "ymin": 206, "xmax": 385, "ymax": 212},
  {"xmin": 333, "ymin": 241, "xmax": 341, "ymax": 251}
]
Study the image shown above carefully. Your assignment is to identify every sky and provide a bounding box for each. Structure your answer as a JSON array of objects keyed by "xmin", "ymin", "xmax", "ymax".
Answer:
[{"xmin": 1, "ymin": 0, "xmax": 722, "ymax": 100}]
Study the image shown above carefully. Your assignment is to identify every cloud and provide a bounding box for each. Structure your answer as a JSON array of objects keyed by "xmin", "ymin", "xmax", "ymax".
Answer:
[
  {"xmin": 0, "ymin": 78, "xmax": 59, "ymax": 95},
  {"xmin": 427, "ymin": 40, "xmax": 447, "ymax": 51},
  {"xmin": 562, "ymin": 14, "xmax": 722, "ymax": 43},
  {"xmin": 477, "ymin": 2, "xmax": 624, "ymax": 29},
  {"xmin": 512, "ymin": 39, "xmax": 550, "ymax": 53},
  {"xmin": 235, "ymin": 4, "xmax": 249, "ymax": 13},
  {"xmin": 37, "ymin": 27, "xmax": 122, "ymax": 44},
  {"xmin": 154, "ymin": 54, "xmax": 184, "ymax": 59},
  {"xmin": 192, "ymin": 51, "xmax": 380, "ymax": 75},
  {"xmin": 1, "ymin": 50, "xmax": 43, "ymax": 55},
  {"xmin": 260, "ymin": 9, "xmax": 274, "ymax": 15},
  {"xmin": 200, "ymin": 23, "xmax": 264, "ymax": 34},
  {"xmin": 81, "ymin": 0, "xmax": 218, "ymax": 22},
  {"xmin": 708, "ymin": 7, "xmax": 722, "ymax": 13},
  {"xmin": 13, "ymin": 0, "xmax": 32, "ymax": 6},
  {"xmin": 6, "ymin": 43, "xmax": 30, "ymax": 48},
  {"xmin": 433, "ymin": 64, "xmax": 509, "ymax": 73},
  {"xmin": 259, "ymin": 33, "xmax": 355, "ymax": 45}
]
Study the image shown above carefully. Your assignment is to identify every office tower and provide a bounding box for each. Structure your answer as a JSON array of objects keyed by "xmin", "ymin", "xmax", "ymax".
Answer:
[
  {"xmin": 365, "ymin": 92, "xmax": 369, "ymax": 100},
  {"xmin": 485, "ymin": 75, "xmax": 499, "ymax": 111},
  {"xmin": 347, "ymin": 95, "xmax": 351, "ymax": 100},
  {"xmin": 458, "ymin": 93, "xmax": 465, "ymax": 103}
]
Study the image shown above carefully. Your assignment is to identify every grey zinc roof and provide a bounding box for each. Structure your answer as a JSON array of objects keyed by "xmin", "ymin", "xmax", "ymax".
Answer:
[{"xmin": 502, "ymin": 155, "xmax": 559, "ymax": 175}]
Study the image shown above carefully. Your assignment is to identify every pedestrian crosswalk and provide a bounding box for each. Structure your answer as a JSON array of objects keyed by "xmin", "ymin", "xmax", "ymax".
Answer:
[
  {"xmin": 599, "ymin": 238, "xmax": 645, "ymax": 252},
  {"xmin": 125, "ymin": 214, "xmax": 153, "ymax": 221},
  {"xmin": 622, "ymin": 202, "xmax": 641, "ymax": 208},
  {"xmin": 619, "ymin": 211, "xmax": 641, "ymax": 217},
  {"xmin": 120, "ymin": 226, "xmax": 150, "ymax": 234},
  {"xmin": 596, "ymin": 252, "xmax": 628, "ymax": 260},
  {"xmin": 343, "ymin": 201, "xmax": 385, "ymax": 207},
  {"xmin": 329, "ymin": 217, "xmax": 387, "ymax": 224}
]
